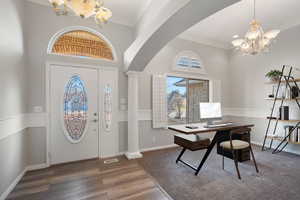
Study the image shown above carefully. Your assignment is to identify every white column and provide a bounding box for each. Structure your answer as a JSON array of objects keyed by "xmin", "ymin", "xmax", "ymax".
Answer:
[{"xmin": 125, "ymin": 71, "xmax": 143, "ymax": 159}]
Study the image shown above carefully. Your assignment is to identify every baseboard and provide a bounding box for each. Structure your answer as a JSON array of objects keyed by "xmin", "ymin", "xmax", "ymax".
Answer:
[
  {"xmin": 0, "ymin": 168, "xmax": 26, "ymax": 200},
  {"xmin": 141, "ymin": 144, "xmax": 178, "ymax": 152},
  {"xmin": 26, "ymin": 163, "xmax": 48, "ymax": 171},
  {"xmin": 125, "ymin": 152, "xmax": 143, "ymax": 159},
  {"xmin": 100, "ymin": 152, "xmax": 126, "ymax": 159}
]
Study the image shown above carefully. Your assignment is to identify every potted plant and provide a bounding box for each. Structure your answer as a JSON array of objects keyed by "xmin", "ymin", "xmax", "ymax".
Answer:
[{"xmin": 265, "ymin": 70, "xmax": 282, "ymax": 82}]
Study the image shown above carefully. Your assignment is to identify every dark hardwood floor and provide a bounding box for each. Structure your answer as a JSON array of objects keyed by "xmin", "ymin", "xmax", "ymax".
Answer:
[{"xmin": 8, "ymin": 157, "xmax": 172, "ymax": 200}]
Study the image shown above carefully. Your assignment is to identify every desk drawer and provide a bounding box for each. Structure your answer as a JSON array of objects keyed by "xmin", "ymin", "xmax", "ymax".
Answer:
[{"xmin": 174, "ymin": 134, "xmax": 210, "ymax": 151}]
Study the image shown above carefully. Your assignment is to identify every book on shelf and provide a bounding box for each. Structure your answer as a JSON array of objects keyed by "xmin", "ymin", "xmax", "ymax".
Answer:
[
  {"xmin": 284, "ymin": 125, "xmax": 300, "ymax": 143},
  {"xmin": 279, "ymin": 106, "xmax": 289, "ymax": 120}
]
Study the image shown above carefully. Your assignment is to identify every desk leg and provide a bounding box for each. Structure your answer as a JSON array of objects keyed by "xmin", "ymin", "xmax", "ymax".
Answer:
[
  {"xmin": 176, "ymin": 148, "xmax": 186, "ymax": 164},
  {"xmin": 195, "ymin": 131, "xmax": 225, "ymax": 176}
]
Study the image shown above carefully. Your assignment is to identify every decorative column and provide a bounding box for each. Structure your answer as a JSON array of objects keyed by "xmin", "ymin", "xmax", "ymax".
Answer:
[{"xmin": 125, "ymin": 71, "xmax": 143, "ymax": 159}]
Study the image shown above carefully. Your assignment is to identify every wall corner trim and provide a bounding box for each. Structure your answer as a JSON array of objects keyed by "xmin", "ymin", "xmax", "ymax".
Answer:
[{"xmin": 0, "ymin": 113, "xmax": 47, "ymax": 141}]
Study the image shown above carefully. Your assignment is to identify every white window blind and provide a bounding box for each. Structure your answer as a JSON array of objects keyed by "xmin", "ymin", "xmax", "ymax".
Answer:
[{"xmin": 152, "ymin": 74, "xmax": 168, "ymax": 128}]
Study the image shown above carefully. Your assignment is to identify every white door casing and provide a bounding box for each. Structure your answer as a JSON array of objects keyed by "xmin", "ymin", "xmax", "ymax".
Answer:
[{"xmin": 49, "ymin": 65, "xmax": 99, "ymax": 165}]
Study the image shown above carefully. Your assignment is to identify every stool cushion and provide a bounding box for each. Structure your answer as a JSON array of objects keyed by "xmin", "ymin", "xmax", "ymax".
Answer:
[{"xmin": 220, "ymin": 140, "xmax": 249, "ymax": 150}]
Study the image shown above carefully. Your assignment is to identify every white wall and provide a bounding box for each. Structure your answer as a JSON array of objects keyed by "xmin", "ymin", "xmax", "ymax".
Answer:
[
  {"xmin": 0, "ymin": 0, "xmax": 29, "ymax": 197},
  {"xmin": 0, "ymin": 0, "xmax": 27, "ymax": 118},
  {"xmin": 229, "ymin": 24, "xmax": 300, "ymax": 153}
]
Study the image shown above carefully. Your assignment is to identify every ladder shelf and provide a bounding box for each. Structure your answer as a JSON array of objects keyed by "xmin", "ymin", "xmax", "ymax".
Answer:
[{"xmin": 262, "ymin": 65, "xmax": 300, "ymax": 154}]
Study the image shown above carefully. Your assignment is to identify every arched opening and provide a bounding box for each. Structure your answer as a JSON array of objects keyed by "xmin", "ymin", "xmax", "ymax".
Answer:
[{"xmin": 48, "ymin": 27, "xmax": 116, "ymax": 61}]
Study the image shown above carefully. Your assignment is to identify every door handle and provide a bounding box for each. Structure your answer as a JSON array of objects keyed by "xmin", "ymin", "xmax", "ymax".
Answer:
[{"xmin": 92, "ymin": 119, "xmax": 98, "ymax": 123}]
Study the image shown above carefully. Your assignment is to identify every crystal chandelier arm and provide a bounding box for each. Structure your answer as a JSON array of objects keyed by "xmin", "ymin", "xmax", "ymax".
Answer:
[
  {"xmin": 264, "ymin": 30, "xmax": 280, "ymax": 39},
  {"xmin": 232, "ymin": 39, "xmax": 245, "ymax": 47}
]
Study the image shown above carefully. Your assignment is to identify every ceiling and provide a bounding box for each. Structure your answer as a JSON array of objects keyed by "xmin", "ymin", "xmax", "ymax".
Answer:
[
  {"xmin": 179, "ymin": 0, "xmax": 300, "ymax": 49},
  {"xmin": 27, "ymin": 0, "xmax": 151, "ymax": 27}
]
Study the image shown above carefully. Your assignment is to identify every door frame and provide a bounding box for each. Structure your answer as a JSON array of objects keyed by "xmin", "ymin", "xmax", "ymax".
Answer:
[{"xmin": 45, "ymin": 61, "xmax": 118, "ymax": 166}]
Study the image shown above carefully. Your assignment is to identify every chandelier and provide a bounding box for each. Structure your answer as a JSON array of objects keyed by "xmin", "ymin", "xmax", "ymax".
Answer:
[
  {"xmin": 232, "ymin": 0, "xmax": 280, "ymax": 55},
  {"xmin": 48, "ymin": 0, "xmax": 112, "ymax": 25}
]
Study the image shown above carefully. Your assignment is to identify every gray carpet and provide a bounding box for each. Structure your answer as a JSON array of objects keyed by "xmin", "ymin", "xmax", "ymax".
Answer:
[{"xmin": 138, "ymin": 146, "xmax": 300, "ymax": 200}]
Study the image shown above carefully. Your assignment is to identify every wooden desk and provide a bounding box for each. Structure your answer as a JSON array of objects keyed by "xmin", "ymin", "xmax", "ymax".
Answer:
[{"xmin": 168, "ymin": 122, "xmax": 254, "ymax": 176}]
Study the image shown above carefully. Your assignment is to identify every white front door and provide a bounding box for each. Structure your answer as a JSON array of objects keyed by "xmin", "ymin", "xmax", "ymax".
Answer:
[{"xmin": 50, "ymin": 65, "xmax": 99, "ymax": 165}]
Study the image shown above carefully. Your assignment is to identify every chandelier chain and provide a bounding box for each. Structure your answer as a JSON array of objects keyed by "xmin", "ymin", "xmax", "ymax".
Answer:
[{"xmin": 253, "ymin": 0, "xmax": 256, "ymax": 20}]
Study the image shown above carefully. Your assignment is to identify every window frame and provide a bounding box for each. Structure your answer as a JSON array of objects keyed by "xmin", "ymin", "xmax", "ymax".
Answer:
[
  {"xmin": 172, "ymin": 51, "xmax": 207, "ymax": 74},
  {"xmin": 167, "ymin": 75, "xmax": 210, "ymax": 125}
]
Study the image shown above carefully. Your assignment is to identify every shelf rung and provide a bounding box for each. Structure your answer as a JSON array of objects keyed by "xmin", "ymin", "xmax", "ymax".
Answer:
[
  {"xmin": 264, "ymin": 78, "xmax": 300, "ymax": 84},
  {"xmin": 266, "ymin": 135, "xmax": 300, "ymax": 144}
]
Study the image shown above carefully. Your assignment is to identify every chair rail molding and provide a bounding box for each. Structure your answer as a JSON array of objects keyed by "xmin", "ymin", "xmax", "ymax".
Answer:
[
  {"xmin": 223, "ymin": 107, "xmax": 267, "ymax": 118},
  {"xmin": 0, "ymin": 113, "xmax": 47, "ymax": 141}
]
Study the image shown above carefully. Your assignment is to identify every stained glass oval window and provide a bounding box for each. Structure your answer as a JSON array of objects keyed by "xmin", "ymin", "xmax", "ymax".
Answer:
[{"xmin": 63, "ymin": 75, "xmax": 88, "ymax": 143}]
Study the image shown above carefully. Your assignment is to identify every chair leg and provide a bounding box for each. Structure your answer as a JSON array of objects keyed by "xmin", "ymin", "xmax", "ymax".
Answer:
[
  {"xmin": 232, "ymin": 150, "xmax": 241, "ymax": 179},
  {"xmin": 176, "ymin": 148, "xmax": 186, "ymax": 164},
  {"xmin": 249, "ymin": 145, "xmax": 259, "ymax": 173},
  {"xmin": 222, "ymin": 148, "xmax": 225, "ymax": 170}
]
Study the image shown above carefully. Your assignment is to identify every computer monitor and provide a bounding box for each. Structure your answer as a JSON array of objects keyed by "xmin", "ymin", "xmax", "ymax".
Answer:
[{"xmin": 199, "ymin": 102, "xmax": 222, "ymax": 125}]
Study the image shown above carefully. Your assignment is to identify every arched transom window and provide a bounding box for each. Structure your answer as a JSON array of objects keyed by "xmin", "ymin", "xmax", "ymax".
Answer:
[{"xmin": 51, "ymin": 30, "xmax": 114, "ymax": 60}]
